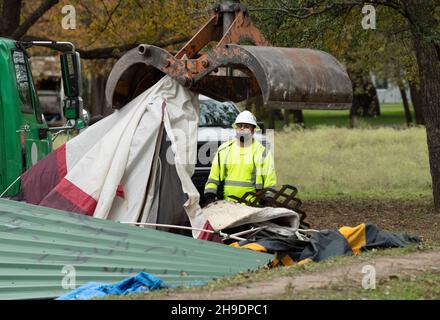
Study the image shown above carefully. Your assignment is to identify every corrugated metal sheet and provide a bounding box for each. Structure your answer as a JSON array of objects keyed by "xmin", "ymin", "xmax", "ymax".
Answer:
[{"xmin": 0, "ymin": 198, "xmax": 272, "ymax": 300}]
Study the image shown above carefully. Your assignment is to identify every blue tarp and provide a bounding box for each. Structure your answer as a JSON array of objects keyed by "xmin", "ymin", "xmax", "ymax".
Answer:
[{"xmin": 57, "ymin": 272, "xmax": 168, "ymax": 300}]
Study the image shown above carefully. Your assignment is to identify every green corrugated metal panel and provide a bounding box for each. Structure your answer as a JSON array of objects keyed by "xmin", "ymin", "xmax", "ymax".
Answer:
[{"xmin": 0, "ymin": 198, "xmax": 272, "ymax": 300}]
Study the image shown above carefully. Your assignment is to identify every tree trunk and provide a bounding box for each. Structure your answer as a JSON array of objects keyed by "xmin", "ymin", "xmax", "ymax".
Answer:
[
  {"xmin": 283, "ymin": 109, "xmax": 290, "ymax": 127},
  {"xmin": 366, "ymin": 82, "xmax": 380, "ymax": 117},
  {"xmin": 253, "ymin": 95, "xmax": 265, "ymax": 122},
  {"xmin": 292, "ymin": 110, "xmax": 304, "ymax": 127},
  {"xmin": 349, "ymin": 107, "xmax": 355, "ymax": 128},
  {"xmin": 409, "ymin": 81, "xmax": 425, "ymax": 125},
  {"xmin": 370, "ymin": 85, "xmax": 381, "ymax": 117},
  {"xmin": 0, "ymin": 0, "xmax": 21, "ymax": 37},
  {"xmin": 399, "ymin": 85, "xmax": 413, "ymax": 126},
  {"xmin": 90, "ymin": 74, "xmax": 111, "ymax": 116},
  {"xmin": 268, "ymin": 109, "xmax": 275, "ymax": 129},
  {"xmin": 349, "ymin": 81, "xmax": 356, "ymax": 128},
  {"xmin": 350, "ymin": 74, "xmax": 381, "ymax": 118},
  {"xmin": 407, "ymin": 0, "xmax": 440, "ymax": 211}
]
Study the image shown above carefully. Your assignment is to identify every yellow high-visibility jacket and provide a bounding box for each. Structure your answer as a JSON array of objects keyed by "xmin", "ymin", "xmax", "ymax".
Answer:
[{"xmin": 204, "ymin": 139, "xmax": 277, "ymax": 201}]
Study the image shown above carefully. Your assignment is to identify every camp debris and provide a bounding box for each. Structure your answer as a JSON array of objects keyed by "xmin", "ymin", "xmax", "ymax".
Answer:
[
  {"xmin": 191, "ymin": 190, "xmax": 422, "ymax": 267},
  {"xmin": 56, "ymin": 272, "xmax": 168, "ymax": 300},
  {"xmin": 0, "ymin": 198, "xmax": 272, "ymax": 300},
  {"xmin": 231, "ymin": 222, "xmax": 420, "ymax": 267},
  {"xmin": 8, "ymin": 54, "xmax": 421, "ymax": 300},
  {"xmin": 20, "ymin": 75, "xmax": 202, "ymax": 236}
]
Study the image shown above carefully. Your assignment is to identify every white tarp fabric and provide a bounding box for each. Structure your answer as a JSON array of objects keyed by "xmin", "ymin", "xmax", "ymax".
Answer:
[
  {"xmin": 196, "ymin": 200, "xmax": 300, "ymax": 237},
  {"xmin": 99, "ymin": 76, "xmax": 202, "ymax": 224},
  {"xmin": 22, "ymin": 76, "xmax": 205, "ymax": 228},
  {"xmin": 22, "ymin": 74, "xmax": 300, "ymax": 239}
]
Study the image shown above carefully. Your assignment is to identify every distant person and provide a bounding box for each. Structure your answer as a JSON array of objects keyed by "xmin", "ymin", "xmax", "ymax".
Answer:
[{"xmin": 204, "ymin": 110, "xmax": 277, "ymax": 206}]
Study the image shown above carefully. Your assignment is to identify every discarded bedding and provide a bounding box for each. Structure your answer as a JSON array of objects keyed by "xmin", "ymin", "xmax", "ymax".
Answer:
[{"xmin": 230, "ymin": 222, "xmax": 421, "ymax": 266}]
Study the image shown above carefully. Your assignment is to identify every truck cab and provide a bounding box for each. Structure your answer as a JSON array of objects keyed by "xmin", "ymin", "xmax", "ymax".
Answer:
[
  {"xmin": 31, "ymin": 56, "xmax": 65, "ymax": 127},
  {"xmin": 0, "ymin": 38, "xmax": 52, "ymax": 196},
  {"xmin": 0, "ymin": 38, "xmax": 83, "ymax": 197}
]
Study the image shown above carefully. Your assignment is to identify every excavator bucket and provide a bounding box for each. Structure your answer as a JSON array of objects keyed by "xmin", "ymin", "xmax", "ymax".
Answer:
[{"xmin": 106, "ymin": 1, "xmax": 352, "ymax": 110}]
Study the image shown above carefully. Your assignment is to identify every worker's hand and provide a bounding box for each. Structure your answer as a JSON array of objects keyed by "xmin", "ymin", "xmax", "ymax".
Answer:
[{"xmin": 203, "ymin": 193, "xmax": 217, "ymax": 207}]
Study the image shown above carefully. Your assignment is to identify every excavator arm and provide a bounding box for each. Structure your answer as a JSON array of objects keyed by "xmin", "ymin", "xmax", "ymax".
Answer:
[{"xmin": 105, "ymin": 1, "xmax": 352, "ymax": 110}]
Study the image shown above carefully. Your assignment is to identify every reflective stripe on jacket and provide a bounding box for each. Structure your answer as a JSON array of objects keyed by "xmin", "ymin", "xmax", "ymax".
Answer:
[{"xmin": 204, "ymin": 139, "xmax": 277, "ymax": 201}]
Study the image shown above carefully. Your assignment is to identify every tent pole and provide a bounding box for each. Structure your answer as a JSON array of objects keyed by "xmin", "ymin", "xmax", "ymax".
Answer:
[{"xmin": 120, "ymin": 221, "xmax": 246, "ymax": 241}]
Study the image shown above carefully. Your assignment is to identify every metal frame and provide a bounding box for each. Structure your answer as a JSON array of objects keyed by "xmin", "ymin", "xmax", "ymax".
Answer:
[{"xmin": 228, "ymin": 184, "xmax": 310, "ymax": 228}]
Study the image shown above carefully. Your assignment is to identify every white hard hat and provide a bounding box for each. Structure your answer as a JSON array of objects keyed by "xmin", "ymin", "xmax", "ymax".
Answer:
[{"xmin": 234, "ymin": 110, "xmax": 257, "ymax": 127}]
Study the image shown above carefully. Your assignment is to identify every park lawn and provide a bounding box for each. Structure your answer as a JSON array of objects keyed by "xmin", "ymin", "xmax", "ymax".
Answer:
[
  {"xmin": 272, "ymin": 103, "xmax": 416, "ymax": 129},
  {"xmin": 274, "ymin": 126, "xmax": 431, "ymax": 200},
  {"xmin": 277, "ymin": 269, "xmax": 440, "ymax": 300},
  {"xmin": 109, "ymin": 245, "xmax": 439, "ymax": 300},
  {"xmin": 53, "ymin": 104, "xmax": 430, "ymax": 201}
]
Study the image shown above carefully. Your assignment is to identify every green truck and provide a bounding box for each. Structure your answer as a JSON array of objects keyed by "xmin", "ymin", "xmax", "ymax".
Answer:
[{"xmin": 0, "ymin": 37, "xmax": 83, "ymax": 197}]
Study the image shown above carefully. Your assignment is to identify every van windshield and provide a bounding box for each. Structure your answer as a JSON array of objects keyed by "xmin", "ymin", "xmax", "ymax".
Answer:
[{"xmin": 198, "ymin": 99, "xmax": 239, "ymax": 128}]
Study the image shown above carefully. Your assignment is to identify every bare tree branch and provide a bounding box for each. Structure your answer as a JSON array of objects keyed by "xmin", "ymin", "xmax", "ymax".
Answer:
[
  {"xmin": 13, "ymin": 0, "xmax": 59, "ymax": 40},
  {"xmin": 250, "ymin": 4, "xmax": 335, "ymax": 19},
  {"xmin": 78, "ymin": 0, "xmax": 99, "ymax": 21},
  {"xmin": 86, "ymin": 0, "xmax": 123, "ymax": 47},
  {"xmin": 21, "ymin": 35, "xmax": 192, "ymax": 59},
  {"xmin": 336, "ymin": 4, "xmax": 356, "ymax": 47},
  {"xmin": 0, "ymin": 0, "xmax": 22, "ymax": 36},
  {"xmin": 78, "ymin": 43, "xmax": 138, "ymax": 59},
  {"xmin": 249, "ymin": 0, "xmax": 409, "ymax": 20}
]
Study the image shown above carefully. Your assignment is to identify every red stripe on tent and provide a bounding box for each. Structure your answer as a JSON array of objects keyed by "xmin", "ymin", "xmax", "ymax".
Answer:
[
  {"xmin": 21, "ymin": 145, "xmax": 64, "ymax": 204},
  {"xmin": 197, "ymin": 220, "xmax": 214, "ymax": 240},
  {"xmin": 52, "ymin": 178, "xmax": 97, "ymax": 216},
  {"xmin": 116, "ymin": 183, "xmax": 125, "ymax": 199},
  {"xmin": 197, "ymin": 220, "xmax": 222, "ymax": 243},
  {"xmin": 56, "ymin": 144, "xmax": 67, "ymax": 178}
]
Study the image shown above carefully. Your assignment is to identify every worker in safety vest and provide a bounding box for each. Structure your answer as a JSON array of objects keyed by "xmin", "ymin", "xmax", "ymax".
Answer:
[{"xmin": 204, "ymin": 110, "xmax": 277, "ymax": 205}]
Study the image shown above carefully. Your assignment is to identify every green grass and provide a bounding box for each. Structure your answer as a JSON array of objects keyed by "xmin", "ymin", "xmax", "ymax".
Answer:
[
  {"xmin": 270, "ymin": 103, "xmax": 416, "ymax": 129},
  {"xmin": 52, "ymin": 131, "xmax": 78, "ymax": 149},
  {"xmin": 52, "ymin": 104, "xmax": 430, "ymax": 201},
  {"xmin": 273, "ymin": 126, "xmax": 431, "ymax": 200},
  {"xmin": 105, "ymin": 245, "xmax": 433, "ymax": 300},
  {"xmin": 280, "ymin": 269, "xmax": 440, "ymax": 300}
]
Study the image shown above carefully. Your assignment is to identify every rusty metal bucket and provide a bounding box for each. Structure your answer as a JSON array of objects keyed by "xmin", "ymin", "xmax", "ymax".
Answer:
[
  {"xmin": 105, "ymin": 2, "xmax": 352, "ymax": 110},
  {"xmin": 106, "ymin": 44, "xmax": 352, "ymax": 110}
]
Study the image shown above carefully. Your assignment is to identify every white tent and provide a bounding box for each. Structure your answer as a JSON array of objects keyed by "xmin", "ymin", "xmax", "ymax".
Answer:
[
  {"xmin": 22, "ymin": 75, "xmax": 300, "ymax": 239},
  {"xmin": 23, "ymin": 76, "xmax": 202, "ymax": 236}
]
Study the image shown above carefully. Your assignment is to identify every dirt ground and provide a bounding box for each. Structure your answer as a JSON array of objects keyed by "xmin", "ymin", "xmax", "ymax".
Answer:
[
  {"xmin": 155, "ymin": 250, "xmax": 440, "ymax": 300},
  {"xmin": 142, "ymin": 198, "xmax": 440, "ymax": 300},
  {"xmin": 302, "ymin": 198, "xmax": 440, "ymax": 244}
]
